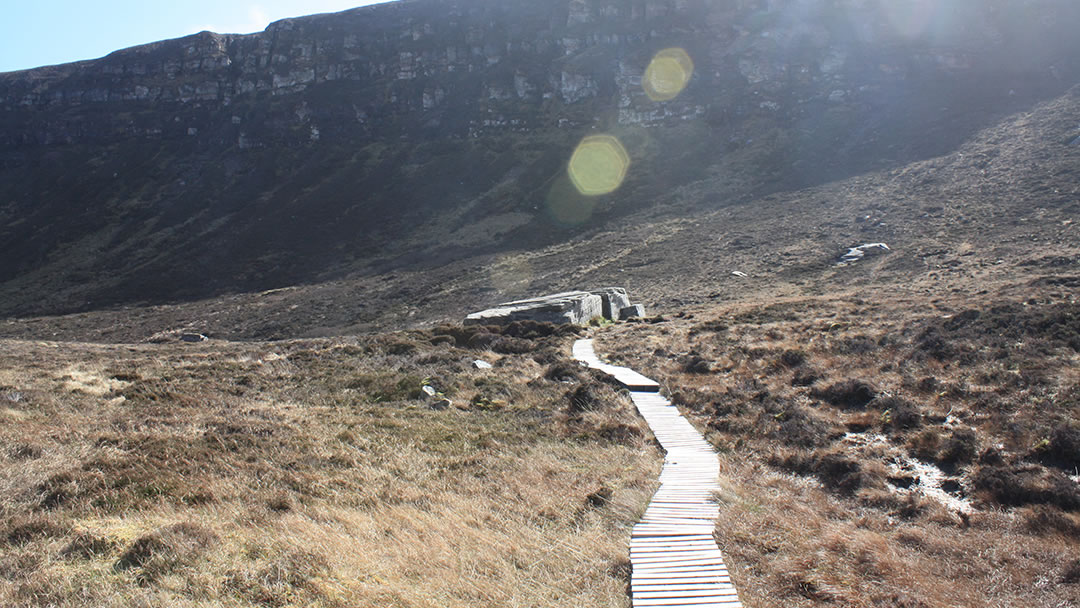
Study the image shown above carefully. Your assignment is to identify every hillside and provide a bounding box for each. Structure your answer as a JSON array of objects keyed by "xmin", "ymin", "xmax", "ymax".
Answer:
[
  {"xmin": 2, "ymin": 0, "xmax": 1079, "ymax": 319},
  {"xmin": 2, "ymin": 80, "xmax": 1077, "ymax": 343}
]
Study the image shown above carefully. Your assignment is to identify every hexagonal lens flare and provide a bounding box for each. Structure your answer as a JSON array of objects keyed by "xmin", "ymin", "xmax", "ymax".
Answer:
[
  {"xmin": 643, "ymin": 47, "xmax": 694, "ymax": 102},
  {"xmin": 567, "ymin": 134, "xmax": 630, "ymax": 196}
]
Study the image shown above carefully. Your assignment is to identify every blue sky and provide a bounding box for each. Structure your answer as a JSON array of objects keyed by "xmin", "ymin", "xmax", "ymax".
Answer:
[{"xmin": 0, "ymin": 1, "xmax": 394, "ymax": 73}]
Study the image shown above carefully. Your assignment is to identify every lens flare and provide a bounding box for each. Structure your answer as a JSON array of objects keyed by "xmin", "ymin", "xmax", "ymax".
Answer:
[
  {"xmin": 546, "ymin": 174, "xmax": 597, "ymax": 225},
  {"xmin": 490, "ymin": 255, "xmax": 534, "ymax": 296},
  {"xmin": 567, "ymin": 134, "xmax": 630, "ymax": 197},
  {"xmin": 643, "ymin": 48, "xmax": 694, "ymax": 102}
]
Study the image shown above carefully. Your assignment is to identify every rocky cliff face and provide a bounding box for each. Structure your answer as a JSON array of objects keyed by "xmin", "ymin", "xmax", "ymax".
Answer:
[
  {"xmin": 1, "ymin": 0, "xmax": 1079, "ymax": 316},
  {"xmin": 4, "ymin": 0, "xmax": 1077, "ymax": 147}
]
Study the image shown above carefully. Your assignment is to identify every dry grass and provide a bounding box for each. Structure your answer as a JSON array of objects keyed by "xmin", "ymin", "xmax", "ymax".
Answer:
[
  {"xmin": 0, "ymin": 322, "xmax": 659, "ymax": 607},
  {"xmin": 597, "ymin": 284, "xmax": 1080, "ymax": 607}
]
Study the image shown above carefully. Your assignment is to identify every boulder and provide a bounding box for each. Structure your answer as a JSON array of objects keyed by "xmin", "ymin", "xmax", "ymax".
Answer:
[
  {"xmin": 589, "ymin": 287, "xmax": 632, "ymax": 321},
  {"xmin": 465, "ymin": 288, "xmax": 647, "ymax": 326},
  {"xmin": 465, "ymin": 291, "xmax": 603, "ymax": 326},
  {"xmin": 591, "ymin": 287, "xmax": 630, "ymax": 321},
  {"xmin": 839, "ymin": 243, "xmax": 891, "ymax": 265}
]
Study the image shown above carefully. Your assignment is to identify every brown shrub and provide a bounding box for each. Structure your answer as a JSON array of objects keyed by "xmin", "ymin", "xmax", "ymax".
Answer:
[
  {"xmin": 1022, "ymin": 505, "xmax": 1080, "ymax": 538},
  {"xmin": 771, "ymin": 449, "xmax": 872, "ymax": 495},
  {"xmin": 222, "ymin": 550, "xmax": 330, "ymax": 607},
  {"xmin": 974, "ymin": 465, "xmax": 1080, "ymax": 511},
  {"xmin": 774, "ymin": 406, "xmax": 833, "ymax": 448},
  {"xmin": 491, "ymin": 336, "xmax": 535, "ymax": 354},
  {"xmin": 1043, "ymin": 424, "xmax": 1080, "ymax": 469},
  {"xmin": 501, "ymin": 320, "xmax": 571, "ymax": 339},
  {"xmin": 115, "ymin": 522, "xmax": 218, "ymax": 583},
  {"xmin": 1063, "ymin": 559, "xmax": 1080, "ymax": 584},
  {"xmin": 908, "ymin": 429, "xmax": 942, "ymax": 461},
  {"xmin": 792, "ymin": 368, "xmax": 821, "ymax": 387},
  {"xmin": 466, "ymin": 332, "xmax": 500, "ymax": 349},
  {"xmin": 681, "ymin": 354, "xmax": 713, "ymax": 374},
  {"xmin": 545, "ymin": 361, "xmax": 585, "ymax": 383},
  {"xmin": 778, "ymin": 349, "xmax": 808, "ymax": 368},
  {"xmin": 938, "ymin": 428, "xmax": 979, "ymax": 467},
  {"xmin": 813, "ymin": 379, "xmax": 877, "ymax": 409},
  {"xmin": 8, "ymin": 443, "xmax": 43, "ymax": 460},
  {"xmin": 3, "ymin": 514, "xmax": 70, "ymax": 546},
  {"xmin": 874, "ymin": 396, "xmax": 923, "ymax": 431},
  {"xmin": 814, "ymin": 451, "xmax": 868, "ymax": 495},
  {"xmin": 62, "ymin": 532, "xmax": 118, "ymax": 559},
  {"xmin": 566, "ymin": 383, "xmax": 608, "ymax": 413}
]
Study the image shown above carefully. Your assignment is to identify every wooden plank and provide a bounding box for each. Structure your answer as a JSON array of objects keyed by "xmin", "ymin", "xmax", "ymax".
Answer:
[
  {"xmin": 633, "ymin": 565, "xmax": 732, "ymax": 574},
  {"xmin": 632, "ymin": 573, "xmax": 732, "ymax": 582},
  {"xmin": 630, "ymin": 535, "xmax": 715, "ymax": 542},
  {"xmin": 634, "ymin": 561, "xmax": 730, "ymax": 571},
  {"xmin": 631, "ymin": 549, "xmax": 727, "ymax": 559},
  {"xmin": 633, "ymin": 597, "xmax": 741, "ymax": 607},
  {"xmin": 633, "ymin": 583, "xmax": 734, "ymax": 591},
  {"xmin": 630, "ymin": 541, "xmax": 718, "ymax": 548},
  {"xmin": 634, "ymin": 589, "xmax": 741, "ymax": 599},
  {"xmin": 631, "ymin": 552, "xmax": 727, "ymax": 562}
]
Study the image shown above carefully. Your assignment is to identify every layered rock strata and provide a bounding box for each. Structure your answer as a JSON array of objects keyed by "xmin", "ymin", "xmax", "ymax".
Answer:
[{"xmin": 464, "ymin": 287, "xmax": 644, "ymax": 325}]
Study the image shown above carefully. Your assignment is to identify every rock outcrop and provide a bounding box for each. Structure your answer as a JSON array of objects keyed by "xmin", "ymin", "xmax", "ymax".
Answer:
[
  {"xmin": 3, "ymin": 0, "xmax": 1077, "ymax": 148},
  {"xmin": 465, "ymin": 287, "xmax": 644, "ymax": 326}
]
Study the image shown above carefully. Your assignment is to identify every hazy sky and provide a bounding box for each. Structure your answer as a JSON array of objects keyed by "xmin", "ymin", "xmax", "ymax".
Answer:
[{"xmin": 0, "ymin": 1, "xmax": 396, "ymax": 73}]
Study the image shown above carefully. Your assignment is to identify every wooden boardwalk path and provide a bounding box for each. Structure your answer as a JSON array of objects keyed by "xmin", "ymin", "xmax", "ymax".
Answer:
[{"xmin": 573, "ymin": 339, "xmax": 743, "ymax": 608}]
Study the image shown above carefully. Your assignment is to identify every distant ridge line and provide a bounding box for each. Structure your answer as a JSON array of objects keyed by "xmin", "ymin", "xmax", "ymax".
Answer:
[{"xmin": 573, "ymin": 339, "xmax": 743, "ymax": 608}]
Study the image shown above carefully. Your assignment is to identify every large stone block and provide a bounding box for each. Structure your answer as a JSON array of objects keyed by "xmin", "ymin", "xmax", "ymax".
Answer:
[
  {"xmin": 589, "ymin": 287, "xmax": 632, "ymax": 321},
  {"xmin": 619, "ymin": 304, "xmax": 646, "ymax": 319},
  {"xmin": 465, "ymin": 291, "xmax": 603, "ymax": 326}
]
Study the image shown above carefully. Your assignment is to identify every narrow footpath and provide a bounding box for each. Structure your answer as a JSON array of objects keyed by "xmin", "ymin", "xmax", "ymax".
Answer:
[{"xmin": 573, "ymin": 339, "xmax": 743, "ymax": 608}]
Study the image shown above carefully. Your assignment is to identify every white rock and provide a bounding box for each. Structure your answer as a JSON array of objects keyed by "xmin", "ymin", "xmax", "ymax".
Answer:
[{"xmin": 839, "ymin": 243, "xmax": 891, "ymax": 265}]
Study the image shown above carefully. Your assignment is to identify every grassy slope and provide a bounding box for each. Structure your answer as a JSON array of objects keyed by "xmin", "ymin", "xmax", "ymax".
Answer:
[{"xmin": 0, "ymin": 322, "xmax": 659, "ymax": 607}]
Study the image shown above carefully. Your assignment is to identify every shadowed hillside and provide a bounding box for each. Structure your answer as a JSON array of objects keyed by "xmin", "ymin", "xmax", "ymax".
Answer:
[{"xmin": 2, "ymin": 0, "xmax": 1079, "ymax": 318}]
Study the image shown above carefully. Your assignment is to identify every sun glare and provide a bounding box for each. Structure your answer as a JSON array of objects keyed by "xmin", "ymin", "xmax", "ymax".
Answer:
[
  {"xmin": 566, "ymin": 135, "xmax": 630, "ymax": 197},
  {"xmin": 643, "ymin": 47, "xmax": 694, "ymax": 102},
  {"xmin": 490, "ymin": 255, "xmax": 534, "ymax": 295}
]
